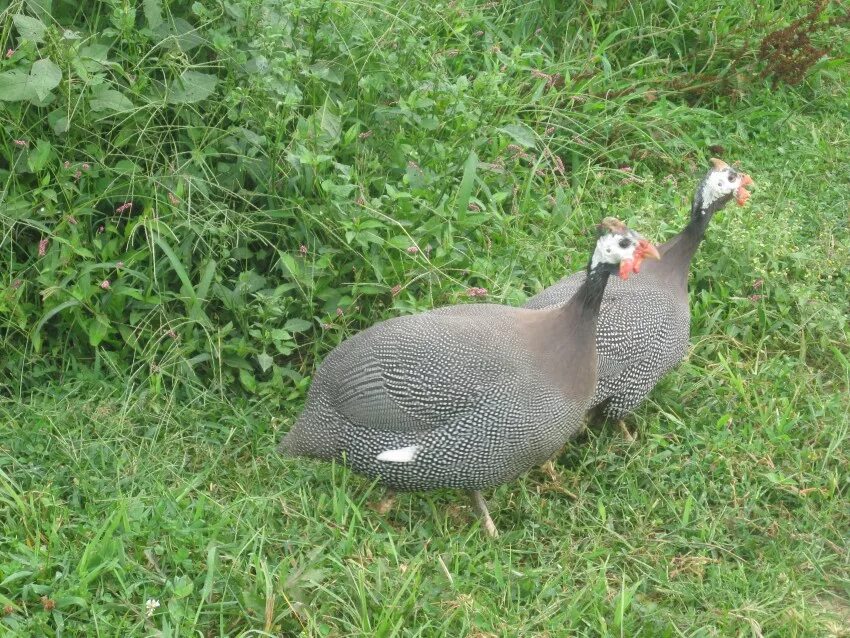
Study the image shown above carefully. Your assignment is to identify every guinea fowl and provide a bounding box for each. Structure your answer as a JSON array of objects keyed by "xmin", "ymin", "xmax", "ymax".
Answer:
[
  {"xmin": 279, "ymin": 218, "xmax": 660, "ymax": 536},
  {"xmin": 524, "ymin": 159, "xmax": 753, "ymax": 440}
]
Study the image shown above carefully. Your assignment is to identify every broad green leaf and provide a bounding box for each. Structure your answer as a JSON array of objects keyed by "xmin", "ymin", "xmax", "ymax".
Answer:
[
  {"xmin": 172, "ymin": 575, "xmax": 193, "ymax": 598},
  {"xmin": 116, "ymin": 288, "xmax": 144, "ymax": 301},
  {"xmin": 314, "ymin": 98, "xmax": 341, "ymax": 147},
  {"xmin": 279, "ymin": 252, "xmax": 300, "ymax": 281},
  {"xmin": 153, "ymin": 234, "xmax": 209, "ymax": 322},
  {"xmin": 113, "ymin": 159, "xmax": 141, "ymax": 175},
  {"xmin": 152, "ymin": 235, "xmax": 195, "ymax": 298},
  {"xmin": 30, "ymin": 90, "xmax": 56, "ymax": 108},
  {"xmin": 283, "ymin": 318, "xmax": 312, "ymax": 332},
  {"xmin": 200, "ymin": 546, "xmax": 217, "ymax": 603},
  {"xmin": 25, "ymin": 0, "xmax": 53, "ymax": 18},
  {"xmin": 0, "ymin": 70, "xmax": 34, "ymax": 101},
  {"xmin": 89, "ymin": 87, "xmax": 133, "ymax": 112},
  {"xmin": 80, "ymin": 44, "xmax": 110, "ymax": 63},
  {"xmin": 153, "ymin": 18, "xmax": 204, "ymax": 52},
  {"xmin": 223, "ymin": 2, "xmax": 245, "ymax": 20},
  {"xmin": 13, "ymin": 14, "xmax": 47, "ymax": 43},
  {"xmin": 308, "ymin": 61, "xmax": 343, "ymax": 85},
  {"xmin": 239, "ymin": 369, "xmax": 257, "ymax": 393},
  {"xmin": 51, "ymin": 595, "xmax": 87, "ymax": 610},
  {"xmin": 48, "ymin": 109, "xmax": 69, "ymax": 133},
  {"xmin": 27, "ymin": 139, "xmax": 52, "ymax": 172},
  {"xmin": 256, "ymin": 352, "xmax": 274, "ymax": 373},
  {"xmin": 72, "ymin": 246, "xmax": 95, "ymax": 259},
  {"xmin": 499, "ymin": 122, "xmax": 537, "ymax": 149},
  {"xmin": 31, "ymin": 300, "xmax": 81, "ymax": 352},
  {"xmin": 153, "ymin": 235, "xmax": 197, "ymax": 315},
  {"xmin": 88, "ymin": 315, "xmax": 109, "ymax": 347},
  {"xmin": 143, "ymin": 0, "xmax": 164, "ymax": 29},
  {"xmin": 269, "ymin": 78, "xmax": 301, "ymax": 103},
  {"xmin": 165, "ymin": 70, "xmax": 217, "ymax": 104},
  {"xmin": 30, "ymin": 58, "xmax": 62, "ymax": 100}
]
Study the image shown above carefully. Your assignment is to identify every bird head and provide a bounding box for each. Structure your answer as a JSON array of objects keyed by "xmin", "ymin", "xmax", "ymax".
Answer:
[
  {"xmin": 591, "ymin": 217, "xmax": 661, "ymax": 280},
  {"xmin": 691, "ymin": 158, "xmax": 754, "ymax": 218}
]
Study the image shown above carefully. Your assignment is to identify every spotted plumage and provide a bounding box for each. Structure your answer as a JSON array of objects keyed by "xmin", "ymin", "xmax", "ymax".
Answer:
[
  {"xmin": 286, "ymin": 304, "xmax": 589, "ymax": 491},
  {"xmin": 524, "ymin": 159, "xmax": 753, "ymax": 422},
  {"xmin": 279, "ymin": 219, "xmax": 659, "ymax": 534}
]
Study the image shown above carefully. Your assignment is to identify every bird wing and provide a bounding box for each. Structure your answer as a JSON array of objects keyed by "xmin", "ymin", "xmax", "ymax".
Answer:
[
  {"xmin": 594, "ymin": 284, "xmax": 681, "ymax": 379},
  {"xmin": 315, "ymin": 305, "xmax": 528, "ymax": 434}
]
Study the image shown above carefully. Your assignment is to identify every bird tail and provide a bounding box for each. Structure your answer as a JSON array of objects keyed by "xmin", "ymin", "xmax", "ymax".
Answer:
[
  {"xmin": 277, "ymin": 422, "xmax": 311, "ymax": 457},
  {"xmin": 276, "ymin": 405, "xmax": 342, "ymax": 460},
  {"xmin": 276, "ymin": 432, "xmax": 299, "ymax": 456}
]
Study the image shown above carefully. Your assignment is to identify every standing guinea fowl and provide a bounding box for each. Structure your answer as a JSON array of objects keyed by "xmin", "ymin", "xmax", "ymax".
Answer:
[
  {"xmin": 524, "ymin": 159, "xmax": 753, "ymax": 440},
  {"xmin": 279, "ymin": 218, "xmax": 660, "ymax": 536}
]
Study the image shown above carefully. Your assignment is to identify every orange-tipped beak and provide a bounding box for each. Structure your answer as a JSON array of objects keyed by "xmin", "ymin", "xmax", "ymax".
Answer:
[
  {"xmin": 736, "ymin": 173, "xmax": 754, "ymax": 206},
  {"xmin": 619, "ymin": 239, "xmax": 661, "ymax": 279}
]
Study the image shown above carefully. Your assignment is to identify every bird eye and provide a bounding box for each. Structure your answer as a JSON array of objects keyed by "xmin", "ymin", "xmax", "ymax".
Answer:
[
  {"xmin": 727, "ymin": 172, "xmax": 737, "ymax": 182},
  {"xmin": 618, "ymin": 238, "xmax": 631, "ymax": 249}
]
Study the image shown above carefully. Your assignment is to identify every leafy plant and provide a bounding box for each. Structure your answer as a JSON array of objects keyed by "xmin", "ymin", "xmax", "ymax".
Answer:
[{"xmin": 0, "ymin": 0, "xmax": 847, "ymax": 407}]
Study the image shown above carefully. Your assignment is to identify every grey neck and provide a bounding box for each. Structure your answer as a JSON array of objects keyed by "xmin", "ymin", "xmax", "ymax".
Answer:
[
  {"xmin": 662, "ymin": 187, "xmax": 735, "ymax": 274},
  {"xmin": 555, "ymin": 260, "xmax": 615, "ymax": 327}
]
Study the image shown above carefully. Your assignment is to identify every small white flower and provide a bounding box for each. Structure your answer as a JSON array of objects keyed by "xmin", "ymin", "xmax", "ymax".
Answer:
[{"xmin": 145, "ymin": 598, "xmax": 160, "ymax": 617}]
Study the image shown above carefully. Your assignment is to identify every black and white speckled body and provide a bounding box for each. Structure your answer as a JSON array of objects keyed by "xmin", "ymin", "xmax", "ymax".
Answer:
[
  {"xmin": 286, "ymin": 304, "xmax": 589, "ymax": 491},
  {"xmin": 279, "ymin": 223, "xmax": 651, "ymax": 493},
  {"xmin": 524, "ymin": 161, "xmax": 751, "ymax": 421}
]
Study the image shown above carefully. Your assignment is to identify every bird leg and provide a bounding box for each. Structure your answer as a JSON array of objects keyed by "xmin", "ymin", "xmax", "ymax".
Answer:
[
  {"xmin": 468, "ymin": 491, "xmax": 499, "ymax": 538},
  {"xmin": 618, "ymin": 420, "xmax": 636, "ymax": 442},
  {"xmin": 372, "ymin": 488, "xmax": 397, "ymax": 515}
]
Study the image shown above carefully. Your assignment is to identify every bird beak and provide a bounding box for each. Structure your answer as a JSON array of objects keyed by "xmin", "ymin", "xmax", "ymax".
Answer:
[
  {"xmin": 736, "ymin": 173, "xmax": 754, "ymax": 206},
  {"xmin": 640, "ymin": 240, "xmax": 661, "ymax": 261},
  {"xmin": 619, "ymin": 239, "xmax": 661, "ymax": 279}
]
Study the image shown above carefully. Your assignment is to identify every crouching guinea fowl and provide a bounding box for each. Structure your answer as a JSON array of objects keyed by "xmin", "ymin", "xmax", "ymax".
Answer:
[
  {"xmin": 278, "ymin": 218, "xmax": 660, "ymax": 536},
  {"xmin": 524, "ymin": 159, "xmax": 754, "ymax": 439}
]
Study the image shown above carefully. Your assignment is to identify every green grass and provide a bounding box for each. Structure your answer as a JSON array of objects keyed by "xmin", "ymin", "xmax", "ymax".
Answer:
[
  {"xmin": 3, "ymin": 113, "xmax": 849, "ymax": 634},
  {"xmin": 2, "ymin": 0, "xmax": 850, "ymax": 636}
]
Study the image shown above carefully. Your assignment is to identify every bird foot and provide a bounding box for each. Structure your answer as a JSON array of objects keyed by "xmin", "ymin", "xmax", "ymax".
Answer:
[
  {"xmin": 469, "ymin": 490, "xmax": 499, "ymax": 538},
  {"xmin": 482, "ymin": 514, "xmax": 499, "ymax": 538},
  {"xmin": 371, "ymin": 489, "xmax": 396, "ymax": 515},
  {"xmin": 540, "ymin": 459, "xmax": 561, "ymax": 482},
  {"xmin": 618, "ymin": 420, "xmax": 636, "ymax": 442}
]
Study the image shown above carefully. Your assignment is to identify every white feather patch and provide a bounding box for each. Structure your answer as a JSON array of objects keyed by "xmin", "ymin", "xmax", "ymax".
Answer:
[{"xmin": 376, "ymin": 445, "xmax": 420, "ymax": 463}]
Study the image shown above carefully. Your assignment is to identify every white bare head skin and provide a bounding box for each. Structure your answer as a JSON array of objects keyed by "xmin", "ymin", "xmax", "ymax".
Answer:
[
  {"xmin": 590, "ymin": 229, "xmax": 641, "ymax": 270},
  {"xmin": 698, "ymin": 158, "xmax": 750, "ymax": 214}
]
